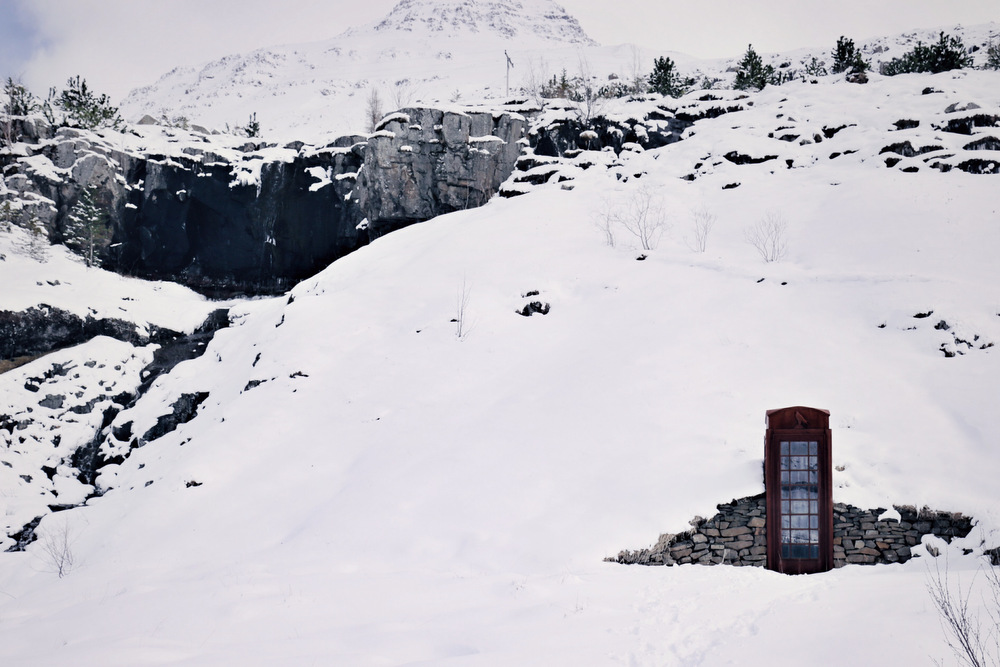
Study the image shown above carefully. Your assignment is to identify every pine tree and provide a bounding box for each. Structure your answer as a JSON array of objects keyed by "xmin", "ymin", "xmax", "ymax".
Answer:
[
  {"xmin": 987, "ymin": 41, "xmax": 1000, "ymax": 70},
  {"xmin": 64, "ymin": 186, "xmax": 111, "ymax": 267},
  {"xmin": 733, "ymin": 45, "xmax": 776, "ymax": 91},
  {"xmin": 56, "ymin": 76, "xmax": 122, "ymax": 130},
  {"xmin": 882, "ymin": 32, "xmax": 973, "ymax": 75},
  {"xmin": 243, "ymin": 112, "xmax": 261, "ymax": 138},
  {"xmin": 648, "ymin": 56, "xmax": 691, "ymax": 98},
  {"xmin": 4, "ymin": 78, "xmax": 39, "ymax": 116},
  {"xmin": 831, "ymin": 37, "xmax": 869, "ymax": 75}
]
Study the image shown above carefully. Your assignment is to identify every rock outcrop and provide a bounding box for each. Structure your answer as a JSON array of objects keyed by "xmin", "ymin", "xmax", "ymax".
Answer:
[{"xmin": 2, "ymin": 109, "xmax": 527, "ymax": 294}]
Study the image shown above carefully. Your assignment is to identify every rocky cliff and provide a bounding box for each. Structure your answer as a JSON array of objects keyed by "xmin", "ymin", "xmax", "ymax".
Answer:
[{"xmin": 1, "ymin": 108, "xmax": 528, "ymax": 294}]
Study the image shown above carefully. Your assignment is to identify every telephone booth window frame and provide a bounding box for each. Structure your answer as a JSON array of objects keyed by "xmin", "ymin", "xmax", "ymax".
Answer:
[{"xmin": 764, "ymin": 407, "xmax": 833, "ymax": 575}]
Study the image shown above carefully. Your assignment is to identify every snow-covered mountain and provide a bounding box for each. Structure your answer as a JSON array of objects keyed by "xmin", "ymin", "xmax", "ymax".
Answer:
[
  {"xmin": 119, "ymin": 0, "xmax": 598, "ymax": 143},
  {"xmin": 120, "ymin": 4, "xmax": 999, "ymax": 145},
  {"xmin": 363, "ymin": 0, "xmax": 596, "ymax": 44}
]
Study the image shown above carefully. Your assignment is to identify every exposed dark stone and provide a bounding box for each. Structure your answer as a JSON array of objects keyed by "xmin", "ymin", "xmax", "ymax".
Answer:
[
  {"xmin": 955, "ymin": 159, "xmax": 1000, "ymax": 175},
  {"xmin": 526, "ymin": 113, "xmax": 688, "ymax": 159},
  {"xmin": 0, "ymin": 304, "xmax": 183, "ymax": 361},
  {"xmin": 675, "ymin": 105, "xmax": 745, "ymax": 123},
  {"xmin": 937, "ymin": 114, "xmax": 1000, "ymax": 136},
  {"xmin": 723, "ymin": 151, "xmax": 777, "ymax": 165},
  {"xmin": 136, "ymin": 308, "xmax": 229, "ymax": 395},
  {"xmin": 4, "ymin": 516, "xmax": 43, "ymax": 552},
  {"xmin": 517, "ymin": 301, "xmax": 551, "ymax": 317},
  {"xmin": 38, "ymin": 394, "xmax": 65, "ymax": 409},
  {"xmin": 892, "ymin": 119, "xmax": 920, "ymax": 130},
  {"xmin": 141, "ymin": 391, "xmax": 210, "ymax": 444}
]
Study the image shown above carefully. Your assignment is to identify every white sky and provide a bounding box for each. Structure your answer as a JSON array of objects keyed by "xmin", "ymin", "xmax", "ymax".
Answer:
[{"xmin": 1, "ymin": 0, "xmax": 997, "ymax": 103}]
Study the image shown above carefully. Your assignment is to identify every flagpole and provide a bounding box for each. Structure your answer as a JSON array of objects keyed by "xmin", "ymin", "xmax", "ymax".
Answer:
[{"xmin": 505, "ymin": 50, "xmax": 514, "ymax": 97}]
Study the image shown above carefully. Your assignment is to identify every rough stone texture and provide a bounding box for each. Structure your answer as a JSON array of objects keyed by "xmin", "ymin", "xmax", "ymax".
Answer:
[
  {"xmin": 2, "ymin": 109, "xmax": 528, "ymax": 295},
  {"xmin": 356, "ymin": 108, "xmax": 526, "ymax": 238},
  {"xmin": 609, "ymin": 494, "xmax": 978, "ymax": 569},
  {"xmin": 0, "ymin": 304, "xmax": 182, "ymax": 360},
  {"xmin": 140, "ymin": 391, "xmax": 210, "ymax": 445}
]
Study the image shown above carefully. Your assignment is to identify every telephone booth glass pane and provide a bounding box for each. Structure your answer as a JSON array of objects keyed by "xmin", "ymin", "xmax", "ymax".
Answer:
[{"xmin": 778, "ymin": 441, "xmax": 820, "ymax": 559}]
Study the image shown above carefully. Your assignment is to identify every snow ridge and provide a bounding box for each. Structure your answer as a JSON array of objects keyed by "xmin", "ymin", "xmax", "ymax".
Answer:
[{"xmin": 368, "ymin": 0, "xmax": 596, "ymax": 45}]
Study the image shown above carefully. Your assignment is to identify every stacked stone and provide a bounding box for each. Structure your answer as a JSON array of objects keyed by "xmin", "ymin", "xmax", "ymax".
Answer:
[
  {"xmin": 610, "ymin": 495, "xmax": 768, "ymax": 567},
  {"xmin": 609, "ymin": 496, "xmax": 975, "ymax": 569},
  {"xmin": 833, "ymin": 504, "xmax": 973, "ymax": 567}
]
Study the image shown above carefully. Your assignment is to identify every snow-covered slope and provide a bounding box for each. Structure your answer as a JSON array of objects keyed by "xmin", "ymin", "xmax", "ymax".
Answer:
[{"xmin": 2, "ymin": 64, "xmax": 1000, "ymax": 664}]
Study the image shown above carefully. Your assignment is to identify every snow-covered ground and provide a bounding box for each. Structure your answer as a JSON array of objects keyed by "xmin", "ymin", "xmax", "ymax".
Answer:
[{"xmin": 3, "ymin": 55, "xmax": 1000, "ymax": 663}]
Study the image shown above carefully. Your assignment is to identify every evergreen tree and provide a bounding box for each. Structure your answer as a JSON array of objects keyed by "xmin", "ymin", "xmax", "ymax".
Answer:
[
  {"xmin": 985, "ymin": 40, "xmax": 1000, "ymax": 70},
  {"xmin": 733, "ymin": 45, "xmax": 776, "ymax": 91},
  {"xmin": 803, "ymin": 57, "xmax": 828, "ymax": 78},
  {"xmin": 831, "ymin": 37, "xmax": 869, "ymax": 75},
  {"xmin": 648, "ymin": 56, "xmax": 691, "ymax": 98},
  {"xmin": 243, "ymin": 112, "xmax": 261, "ymax": 138},
  {"xmin": 64, "ymin": 186, "xmax": 111, "ymax": 267},
  {"xmin": 4, "ymin": 78, "xmax": 39, "ymax": 116},
  {"xmin": 56, "ymin": 76, "xmax": 122, "ymax": 130},
  {"xmin": 882, "ymin": 32, "xmax": 973, "ymax": 75}
]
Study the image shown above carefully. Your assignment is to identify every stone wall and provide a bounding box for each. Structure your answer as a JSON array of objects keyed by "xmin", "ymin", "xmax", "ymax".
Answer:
[{"xmin": 609, "ymin": 493, "xmax": 976, "ymax": 569}]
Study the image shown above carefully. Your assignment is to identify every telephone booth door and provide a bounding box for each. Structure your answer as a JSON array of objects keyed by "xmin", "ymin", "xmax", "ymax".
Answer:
[{"xmin": 764, "ymin": 407, "xmax": 833, "ymax": 574}]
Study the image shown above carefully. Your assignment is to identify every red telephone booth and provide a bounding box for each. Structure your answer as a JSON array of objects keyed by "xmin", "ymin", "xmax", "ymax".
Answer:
[{"xmin": 764, "ymin": 407, "xmax": 833, "ymax": 574}]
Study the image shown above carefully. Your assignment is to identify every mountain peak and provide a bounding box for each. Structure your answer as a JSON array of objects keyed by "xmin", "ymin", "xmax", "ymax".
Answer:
[{"xmin": 369, "ymin": 0, "xmax": 597, "ymax": 45}]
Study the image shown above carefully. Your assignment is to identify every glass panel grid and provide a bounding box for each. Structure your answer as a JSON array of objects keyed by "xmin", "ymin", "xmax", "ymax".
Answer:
[{"xmin": 779, "ymin": 441, "xmax": 820, "ymax": 559}]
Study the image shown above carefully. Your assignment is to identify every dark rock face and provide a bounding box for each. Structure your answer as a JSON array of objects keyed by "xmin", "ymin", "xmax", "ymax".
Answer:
[
  {"xmin": 0, "ymin": 304, "xmax": 181, "ymax": 360},
  {"xmin": 526, "ymin": 112, "xmax": 688, "ymax": 158},
  {"xmin": 141, "ymin": 391, "xmax": 210, "ymax": 444},
  {"xmin": 115, "ymin": 144, "xmax": 367, "ymax": 293},
  {"xmin": 3, "ymin": 111, "xmax": 528, "ymax": 295}
]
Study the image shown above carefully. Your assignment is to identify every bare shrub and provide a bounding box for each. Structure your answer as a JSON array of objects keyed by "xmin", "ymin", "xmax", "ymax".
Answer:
[
  {"xmin": 573, "ymin": 55, "xmax": 606, "ymax": 124},
  {"xmin": 455, "ymin": 278, "xmax": 473, "ymax": 340},
  {"xmin": 744, "ymin": 210, "xmax": 788, "ymax": 262},
  {"xmin": 617, "ymin": 182, "xmax": 669, "ymax": 251},
  {"xmin": 685, "ymin": 207, "xmax": 717, "ymax": 253},
  {"xmin": 927, "ymin": 557, "xmax": 1000, "ymax": 667},
  {"xmin": 523, "ymin": 57, "xmax": 551, "ymax": 105},
  {"xmin": 41, "ymin": 520, "xmax": 76, "ymax": 578},
  {"xmin": 593, "ymin": 199, "xmax": 617, "ymax": 248},
  {"xmin": 595, "ymin": 184, "xmax": 670, "ymax": 251},
  {"xmin": 365, "ymin": 87, "xmax": 384, "ymax": 133},
  {"xmin": 392, "ymin": 79, "xmax": 415, "ymax": 109}
]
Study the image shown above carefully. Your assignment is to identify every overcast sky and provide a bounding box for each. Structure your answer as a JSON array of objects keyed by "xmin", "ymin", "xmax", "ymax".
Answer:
[{"xmin": 1, "ymin": 0, "xmax": 997, "ymax": 103}]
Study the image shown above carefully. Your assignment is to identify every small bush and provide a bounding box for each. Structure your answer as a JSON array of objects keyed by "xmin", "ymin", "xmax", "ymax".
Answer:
[
  {"xmin": 882, "ymin": 32, "xmax": 973, "ymax": 75},
  {"xmin": 804, "ymin": 57, "xmax": 828, "ymax": 78}
]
